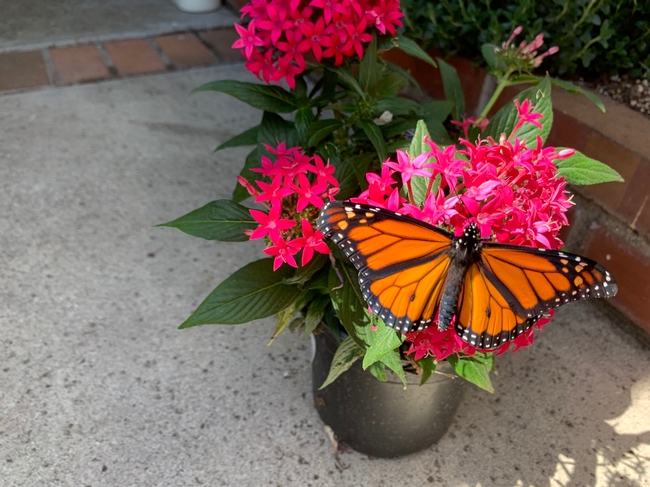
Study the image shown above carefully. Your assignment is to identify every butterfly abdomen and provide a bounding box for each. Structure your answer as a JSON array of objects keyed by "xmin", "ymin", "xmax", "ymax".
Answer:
[{"xmin": 438, "ymin": 223, "xmax": 483, "ymax": 331}]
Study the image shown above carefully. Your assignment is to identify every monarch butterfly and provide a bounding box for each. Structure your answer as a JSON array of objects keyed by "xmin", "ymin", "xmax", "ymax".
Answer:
[{"xmin": 317, "ymin": 201, "xmax": 618, "ymax": 350}]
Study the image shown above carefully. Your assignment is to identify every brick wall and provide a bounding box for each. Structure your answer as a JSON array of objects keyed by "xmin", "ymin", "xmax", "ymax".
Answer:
[{"xmin": 385, "ymin": 51, "xmax": 650, "ymax": 336}]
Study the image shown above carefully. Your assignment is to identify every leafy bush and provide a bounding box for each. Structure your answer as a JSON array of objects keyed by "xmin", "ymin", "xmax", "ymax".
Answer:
[{"xmin": 401, "ymin": 0, "xmax": 650, "ymax": 78}]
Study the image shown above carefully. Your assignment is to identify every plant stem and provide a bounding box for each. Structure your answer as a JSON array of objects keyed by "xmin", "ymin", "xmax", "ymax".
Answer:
[{"xmin": 478, "ymin": 73, "xmax": 512, "ymax": 120}]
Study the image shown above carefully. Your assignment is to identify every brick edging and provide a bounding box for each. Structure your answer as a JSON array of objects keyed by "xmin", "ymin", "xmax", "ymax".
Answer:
[{"xmin": 0, "ymin": 27, "xmax": 243, "ymax": 94}]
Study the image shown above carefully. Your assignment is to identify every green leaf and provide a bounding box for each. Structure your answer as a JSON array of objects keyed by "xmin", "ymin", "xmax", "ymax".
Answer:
[
  {"xmin": 180, "ymin": 258, "xmax": 304, "ymax": 327},
  {"xmin": 362, "ymin": 323, "xmax": 404, "ymax": 369},
  {"xmin": 419, "ymin": 100, "xmax": 454, "ymax": 122},
  {"xmin": 392, "ymin": 35, "xmax": 437, "ymax": 67},
  {"xmin": 193, "ymin": 80, "xmax": 296, "ymax": 113},
  {"xmin": 295, "ymin": 106, "xmax": 315, "ymax": 144},
  {"xmin": 232, "ymin": 147, "xmax": 260, "ymax": 203},
  {"xmin": 385, "ymin": 61, "xmax": 423, "ymax": 94},
  {"xmin": 374, "ymin": 71, "xmax": 409, "ymax": 99},
  {"xmin": 406, "ymin": 120, "xmax": 434, "ymax": 206},
  {"xmin": 284, "ymin": 253, "xmax": 328, "ymax": 286},
  {"xmin": 555, "ymin": 150, "xmax": 624, "ymax": 185},
  {"xmin": 326, "ymin": 66, "xmax": 365, "ymax": 98},
  {"xmin": 379, "ymin": 349, "xmax": 407, "ymax": 388},
  {"xmin": 367, "ymin": 362, "xmax": 387, "ymax": 381},
  {"xmin": 358, "ymin": 119, "xmax": 388, "ymax": 162},
  {"xmin": 546, "ymin": 77, "xmax": 606, "ymax": 113},
  {"xmin": 373, "ymin": 97, "xmax": 421, "ymax": 116},
  {"xmin": 447, "ymin": 355, "xmax": 494, "ymax": 393},
  {"xmin": 318, "ymin": 336, "xmax": 364, "ymax": 389},
  {"xmin": 329, "ymin": 152, "xmax": 374, "ymax": 200},
  {"xmin": 417, "ymin": 356, "xmax": 436, "ymax": 386},
  {"xmin": 214, "ymin": 125, "xmax": 259, "ymax": 152},
  {"xmin": 327, "ymin": 264, "xmax": 371, "ymax": 349},
  {"xmin": 359, "ymin": 34, "xmax": 379, "ymax": 93},
  {"xmin": 483, "ymin": 76, "xmax": 553, "ymax": 144},
  {"xmin": 409, "ymin": 119, "xmax": 430, "ymax": 157},
  {"xmin": 303, "ymin": 295, "xmax": 329, "ymax": 338},
  {"xmin": 306, "ymin": 119, "xmax": 343, "ymax": 148},
  {"xmin": 437, "ymin": 58, "xmax": 465, "ymax": 120},
  {"xmin": 380, "ymin": 118, "xmax": 416, "ymax": 138},
  {"xmin": 258, "ymin": 111, "xmax": 299, "ymax": 150},
  {"xmin": 157, "ymin": 199, "xmax": 255, "ymax": 242},
  {"xmin": 269, "ymin": 301, "xmax": 299, "ymax": 346},
  {"xmin": 481, "ymin": 43, "xmax": 508, "ymax": 73}
]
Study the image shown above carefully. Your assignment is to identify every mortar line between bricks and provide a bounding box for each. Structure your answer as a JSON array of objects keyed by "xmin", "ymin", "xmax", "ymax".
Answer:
[
  {"xmin": 194, "ymin": 30, "xmax": 226, "ymax": 64},
  {"xmin": 147, "ymin": 38, "xmax": 174, "ymax": 70},
  {"xmin": 40, "ymin": 48, "xmax": 58, "ymax": 86},
  {"xmin": 95, "ymin": 42, "xmax": 119, "ymax": 78}
]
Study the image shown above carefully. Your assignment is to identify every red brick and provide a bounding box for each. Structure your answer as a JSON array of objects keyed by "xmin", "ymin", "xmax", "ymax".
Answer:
[
  {"xmin": 200, "ymin": 29, "xmax": 244, "ymax": 63},
  {"xmin": 581, "ymin": 222, "xmax": 650, "ymax": 335},
  {"xmin": 0, "ymin": 51, "xmax": 49, "ymax": 91},
  {"xmin": 546, "ymin": 110, "xmax": 590, "ymax": 152},
  {"xmin": 559, "ymin": 205, "xmax": 583, "ymax": 248},
  {"xmin": 155, "ymin": 33, "xmax": 216, "ymax": 69},
  {"xmin": 50, "ymin": 44, "xmax": 109, "ymax": 85},
  {"xmin": 617, "ymin": 158, "xmax": 650, "ymax": 231},
  {"xmin": 103, "ymin": 39, "xmax": 165, "ymax": 76},
  {"xmin": 577, "ymin": 132, "xmax": 639, "ymax": 214}
]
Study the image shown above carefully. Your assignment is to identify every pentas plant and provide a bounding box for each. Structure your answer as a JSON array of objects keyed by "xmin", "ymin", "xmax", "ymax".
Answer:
[
  {"xmin": 161, "ymin": 6, "xmax": 623, "ymax": 392},
  {"xmin": 234, "ymin": 0, "xmax": 403, "ymax": 88},
  {"xmin": 351, "ymin": 103, "xmax": 574, "ymax": 362},
  {"xmin": 237, "ymin": 143, "xmax": 338, "ymax": 269}
]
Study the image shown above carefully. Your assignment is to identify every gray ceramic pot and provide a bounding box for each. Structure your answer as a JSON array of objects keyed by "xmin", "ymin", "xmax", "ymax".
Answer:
[{"xmin": 311, "ymin": 329, "xmax": 466, "ymax": 458}]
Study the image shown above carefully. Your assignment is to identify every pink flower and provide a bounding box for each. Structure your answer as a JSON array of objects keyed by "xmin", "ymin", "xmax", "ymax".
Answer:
[
  {"xmin": 289, "ymin": 219, "xmax": 331, "ymax": 265},
  {"xmin": 292, "ymin": 174, "xmax": 328, "ymax": 211},
  {"xmin": 306, "ymin": 155, "xmax": 338, "ymax": 187},
  {"xmin": 384, "ymin": 150, "xmax": 432, "ymax": 185},
  {"xmin": 249, "ymin": 206, "xmax": 296, "ymax": 240},
  {"xmin": 366, "ymin": 0, "xmax": 404, "ymax": 35},
  {"xmin": 232, "ymin": 22, "xmax": 265, "ymax": 60},
  {"xmin": 255, "ymin": 177, "xmax": 294, "ymax": 205},
  {"xmin": 298, "ymin": 18, "xmax": 329, "ymax": 62},
  {"xmin": 243, "ymin": 143, "xmax": 340, "ymax": 271},
  {"xmin": 263, "ymin": 234, "xmax": 299, "ymax": 270},
  {"xmin": 355, "ymin": 98, "xmax": 573, "ymax": 358}
]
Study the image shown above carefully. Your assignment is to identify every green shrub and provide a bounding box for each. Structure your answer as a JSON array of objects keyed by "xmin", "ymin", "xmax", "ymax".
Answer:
[{"xmin": 402, "ymin": 0, "xmax": 650, "ymax": 78}]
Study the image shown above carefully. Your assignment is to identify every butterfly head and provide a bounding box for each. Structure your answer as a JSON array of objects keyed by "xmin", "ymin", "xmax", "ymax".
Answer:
[{"xmin": 462, "ymin": 222, "xmax": 482, "ymax": 248}]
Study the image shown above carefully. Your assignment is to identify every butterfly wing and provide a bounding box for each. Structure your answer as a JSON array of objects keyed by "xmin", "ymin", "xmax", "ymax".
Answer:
[
  {"xmin": 455, "ymin": 244, "xmax": 618, "ymax": 349},
  {"xmin": 317, "ymin": 201, "xmax": 452, "ymax": 333}
]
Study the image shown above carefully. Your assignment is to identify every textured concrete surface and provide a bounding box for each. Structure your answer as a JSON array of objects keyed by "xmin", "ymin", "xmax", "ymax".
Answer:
[
  {"xmin": 0, "ymin": 0, "xmax": 238, "ymax": 52},
  {"xmin": 0, "ymin": 64, "xmax": 649, "ymax": 487}
]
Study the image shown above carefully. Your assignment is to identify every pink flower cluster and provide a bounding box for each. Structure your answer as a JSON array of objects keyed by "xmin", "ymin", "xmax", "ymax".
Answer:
[
  {"xmin": 498, "ymin": 26, "xmax": 559, "ymax": 70},
  {"xmin": 233, "ymin": 0, "xmax": 403, "ymax": 88},
  {"xmin": 239, "ymin": 143, "xmax": 339, "ymax": 270},
  {"xmin": 353, "ymin": 100, "xmax": 574, "ymax": 358}
]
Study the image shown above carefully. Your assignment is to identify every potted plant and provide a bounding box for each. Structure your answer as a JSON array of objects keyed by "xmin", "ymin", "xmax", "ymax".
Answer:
[{"xmin": 159, "ymin": 0, "xmax": 622, "ymax": 457}]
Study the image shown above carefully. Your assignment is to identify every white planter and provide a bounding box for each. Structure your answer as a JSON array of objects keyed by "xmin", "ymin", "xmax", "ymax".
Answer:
[{"xmin": 171, "ymin": 0, "xmax": 221, "ymax": 13}]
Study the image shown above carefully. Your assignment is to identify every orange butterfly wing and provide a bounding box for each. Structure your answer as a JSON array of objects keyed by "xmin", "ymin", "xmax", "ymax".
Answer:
[
  {"xmin": 455, "ymin": 244, "xmax": 618, "ymax": 349},
  {"xmin": 318, "ymin": 201, "xmax": 452, "ymax": 333}
]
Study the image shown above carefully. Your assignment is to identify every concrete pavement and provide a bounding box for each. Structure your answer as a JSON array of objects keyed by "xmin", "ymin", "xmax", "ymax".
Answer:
[
  {"xmin": 0, "ymin": 0, "xmax": 238, "ymax": 52},
  {"xmin": 0, "ymin": 64, "xmax": 648, "ymax": 487}
]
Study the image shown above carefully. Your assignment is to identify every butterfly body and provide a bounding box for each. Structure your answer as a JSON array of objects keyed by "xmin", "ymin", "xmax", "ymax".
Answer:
[
  {"xmin": 318, "ymin": 201, "xmax": 618, "ymax": 350},
  {"xmin": 437, "ymin": 223, "xmax": 483, "ymax": 332}
]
